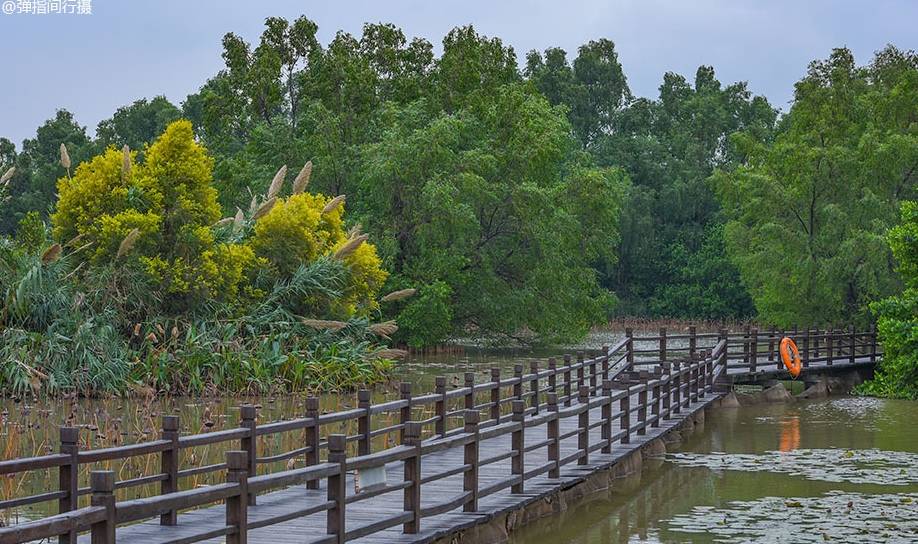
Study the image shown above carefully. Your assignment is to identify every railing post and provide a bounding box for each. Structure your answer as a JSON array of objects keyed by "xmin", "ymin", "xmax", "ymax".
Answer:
[
  {"xmin": 490, "ymin": 368, "xmax": 501, "ymax": 423},
  {"xmin": 403, "ymin": 422, "xmax": 422, "ymax": 534},
  {"xmin": 625, "ymin": 327, "xmax": 634, "ymax": 369},
  {"xmin": 547, "ymin": 393, "xmax": 560, "ymax": 478},
  {"xmin": 464, "ymin": 372, "xmax": 475, "ymax": 412},
  {"xmin": 706, "ymin": 353, "xmax": 714, "ymax": 392},
  {"xmin": 672, "ymin": 362, "xmax": 682, "ymax": 413},
  {"xmin": 618, "ymin": 383, "xmax": 631, "ymax": 444},
  {"xmin": 463, "ymin": 410, "xmax": 480, "ymax": 512},
  {"xmin": 697, "ymin": 351, "xmax": 708, "ymax": 399},
  {"xmin": 305, "ymin": 396, "xmax": 319, "ymax": 490},
  {"xmin": 513, "ymin": 364, "xmax": 524, "ymax": 402},
  {"xmin": 802, "ymin": 328, "xmax": 811, "ymax": 368},
  {"xmin": 661, "ymin": 363, "xmax": 672, "ymax": 419},
  {"xmin": 767, "ymin": 326, "xmax": 776, "ymax": 364},
  {"xmin": 743, "ymin": 325, "xmax": 750, "ymax": 367},
  {"xmin": 358, "ymin": 389, "xmax": 372, "ymax": 454},
  {"xmin": 589, "ymin": 352, "xmax": 598, "ymax": 391},
  {"xmin": 849, "ymin": 325, "xmax": 856, "ymax": 363},
  {"xmin": 688, "ymin": 326, "xmax": 697, "ymax": 360},
  {"xmin": 749, "ymin": 328, "xmax": 758, "ymax": 373},
  {"xmin": 578, "ymin": 386, "xmax": 590, "ymax": 465},
  {"xmin": 651, "ymin": 372, "xmax": 661, "ymax": 428},
  {"xmin": 870, "ymin": 323, "xmax": 877, "ymax": 362},
  {"xmin": 89, "ymin": 471, "xmax": 115, "ymax": 544},
  {"xmin": 59, "ymin": 427, "xmax": 79, "ymax": 544},
  {"xmin": 601, "ymin": 380, "xmax": 613, "ymax": 454},
  {"xmin": 575, "ymin": 352, "xmax": 585, "ymax": 395},
  {"xmin": 225, "ymin": 451, "xmax": 248, "ymax": 544},
  {"xmin": 827, "ymin": 332, "xmax": 834, "ymax": 366},
  {"xmin": 547, "ymin": 358, "xmax": 558, "ymax": 397},
  {"xmin": 239, "ymin": 405, "xmax": 257, "ymax": 506},
  {"xmin": 327, "ymin": 435, "xmax": 347, "ymax": 543},
  {"xmin": 160, "ymin": 415, "xmax": 179, "ymax": 525},
  {"xmin": 563, "ymin": 354, "xmax": 573, "ymax": 407},
  {"xmin": 400, "ymin": 382, "xmax": 412, "ymax": 442},
  {"xmin": 601, "ymin": 345, "xmax": 610, "ymax": 382},
  {"xmin": 659, "ymin": 327, "xmax": 667, "ymax": 362},
  {"xmin": 511, "ymin": 400, "xmax": 525, "ymax": 493},
  {"xmin": 529, "ymin": 361, "xmax": 540, "ymax": 415},
  {"xmin": 637, "ymin": 373, "xmax": 648, "ymax": 436},
  {"xmin": 434, "ymin": 377, "xmax": 447, "ymax": 437}
]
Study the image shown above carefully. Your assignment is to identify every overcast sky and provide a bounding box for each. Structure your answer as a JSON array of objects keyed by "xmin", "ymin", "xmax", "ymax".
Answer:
[{"xmin": 1, "ymin": 0, "xmax": 915, "ymax": 146}]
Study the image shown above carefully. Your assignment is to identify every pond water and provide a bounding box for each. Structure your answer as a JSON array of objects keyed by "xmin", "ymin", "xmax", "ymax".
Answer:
[{"xmin": 509, "ymin": 395, "xmax": 918, "ymax": 543}]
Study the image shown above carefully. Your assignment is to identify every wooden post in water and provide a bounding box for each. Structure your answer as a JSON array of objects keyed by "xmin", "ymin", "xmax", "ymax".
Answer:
[
  {"xmin": 89, "ymin": 471, "xmax": 115, "ymax": 544},
  {"xmin": 601, "ymin": 380, "xmax": 613, "ymax": 454},
  {"xmin": 511, "ymin": 400, "xmax": 526, "ymax": 493},
  {"xmin": 659, "ymin": 328, "xmax": 667, "ymax": 362},
  {"xmin": 58, "ymin": 427, "xmax": 79, "ymax": 544},
  {"xmin": 563, "ymin": 355, "xmax": 573, "ymax": 407},
  {"xmin": 305, "ymin": 396, "xmax": 319, "ymax": 489},
  {"xmin": 239, "ymin": 405, "xmax": 257, "ymax": 505},
  {"xmin": 400, "ymin": 382, "xmax": 413, "ymax": 442},
  {"xmin": 225, "ymin": 451, "xmax": 248, "ymax": 544},
  {"xmin": 403, "ymin": 422, "xmax": 422, "ymax": 534},
  {"xmin": 463, "ymin": 410, "xmax": 480, "ymax": 512},
  {"xmin": 578, "ymin": 386, "xmax": 590, "ymax": 465},
  {"xmin": 160, "ymin": 415, "xmax": 180, "ymax": 525},
  {"xmin": 490, "ymin": 368, "xmax": 501, "ymax": 423},
  {"xmin": 529, "ymin": 361, "xmax": 540, "ymax": 415},
  {"xmin": 547, "ymin": 393, "xmax": 561, "ymax": 477},
  {"xmin": 358, "ymin": 388, "xmax": 372, "ymax": 453},
  {"xmin": 434, "ymin": 378, "xmax": 446, "ymax": 438},
  {"xmin": 326, "ymin": 435, "xmax": 347, "ymax": 544}
]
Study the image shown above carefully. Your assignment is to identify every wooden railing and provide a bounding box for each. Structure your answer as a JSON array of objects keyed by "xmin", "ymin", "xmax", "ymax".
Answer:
[{"xmin": 0, "ymin": 326, "xmax": 879, "ymax": 544}]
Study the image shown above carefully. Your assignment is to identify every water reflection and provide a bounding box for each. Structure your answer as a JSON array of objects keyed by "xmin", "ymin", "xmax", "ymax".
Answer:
[{"xmin": 510, "ymin": 397, "xmax": 918, "ymax": 543}]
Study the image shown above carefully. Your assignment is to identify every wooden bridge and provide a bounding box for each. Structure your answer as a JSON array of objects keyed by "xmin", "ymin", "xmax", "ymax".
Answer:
[{"xmin": 0, "ymin": 326, "xmax": 881, "ymax": 544}]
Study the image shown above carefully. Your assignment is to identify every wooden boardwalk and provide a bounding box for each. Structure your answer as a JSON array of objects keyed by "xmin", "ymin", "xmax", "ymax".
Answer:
[{"xmin": 0, "ymin": 326, "xmax": 881, "ymax": 544}]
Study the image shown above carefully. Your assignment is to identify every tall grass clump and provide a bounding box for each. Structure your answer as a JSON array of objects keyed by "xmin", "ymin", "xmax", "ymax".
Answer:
[{"xmin": 0, "ymin": 121, "xmax": 402, "ymax": 398}]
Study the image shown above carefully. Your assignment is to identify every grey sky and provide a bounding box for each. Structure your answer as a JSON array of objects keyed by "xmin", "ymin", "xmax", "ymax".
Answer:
[{"xmin": 1, "ymin": 0, "xmax": 914, "ymax": 146}]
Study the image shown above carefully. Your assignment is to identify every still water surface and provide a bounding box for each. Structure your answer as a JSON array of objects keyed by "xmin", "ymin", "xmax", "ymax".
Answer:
[{"xmin": 510, "ymin": 396, "xmax": 918, "ymax": 543}]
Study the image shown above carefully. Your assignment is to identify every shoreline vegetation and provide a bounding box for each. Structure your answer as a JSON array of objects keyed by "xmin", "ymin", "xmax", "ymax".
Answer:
[{"xmin": 0, "ymin": 17, "xmax": 915, "ymax": 399}]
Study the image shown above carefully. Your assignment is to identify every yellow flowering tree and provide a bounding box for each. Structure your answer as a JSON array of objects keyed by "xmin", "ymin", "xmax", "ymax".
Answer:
[
  {"xmin": 52, "ymin": 120, "xmax": 256, "ymax": 306},
  {"xmin": 251, "ymin": 192, "xmax": 388, "ymax": 317}
]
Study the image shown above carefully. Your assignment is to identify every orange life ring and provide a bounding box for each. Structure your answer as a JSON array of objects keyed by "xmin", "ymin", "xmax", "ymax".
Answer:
[{"xmin": 780, "ymin": 337, "xmax": 802, "ymax": 378}]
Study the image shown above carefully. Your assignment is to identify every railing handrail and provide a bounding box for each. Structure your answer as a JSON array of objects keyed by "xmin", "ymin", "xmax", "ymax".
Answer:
[{"xmin": 0, "ymin": 326, "xmax": 877, "ymax": 544}]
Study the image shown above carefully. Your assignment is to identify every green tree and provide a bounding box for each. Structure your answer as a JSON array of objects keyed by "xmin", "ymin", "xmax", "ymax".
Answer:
[
  {"xmin": 358, "ymin": 85, "xmax": 628, "ymax": 345},
  {"xmin": 95, "ymin": 96, "xmax": 182, "ymax": 152},
  {"xmin": 713, "ymin": 47, "xmax": 917, "ymax": 326},
  {"xmin": 859, "ymin": 201, "xmax": 918, "ymax": 399}
]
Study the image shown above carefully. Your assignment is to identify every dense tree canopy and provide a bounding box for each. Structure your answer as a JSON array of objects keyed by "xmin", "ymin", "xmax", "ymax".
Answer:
[
  {"xmin": 1, "ymin": 16, "xmax": 915, "ymax": 358},
  {"xmin": 713, "ymin": 46, "xmax": 917, "ymax": 326}
]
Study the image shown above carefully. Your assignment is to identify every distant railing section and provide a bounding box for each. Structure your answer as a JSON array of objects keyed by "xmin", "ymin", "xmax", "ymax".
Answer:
[{"xmin": 0, "ymin": 326, "xmax": 879, "ymax": 544}]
